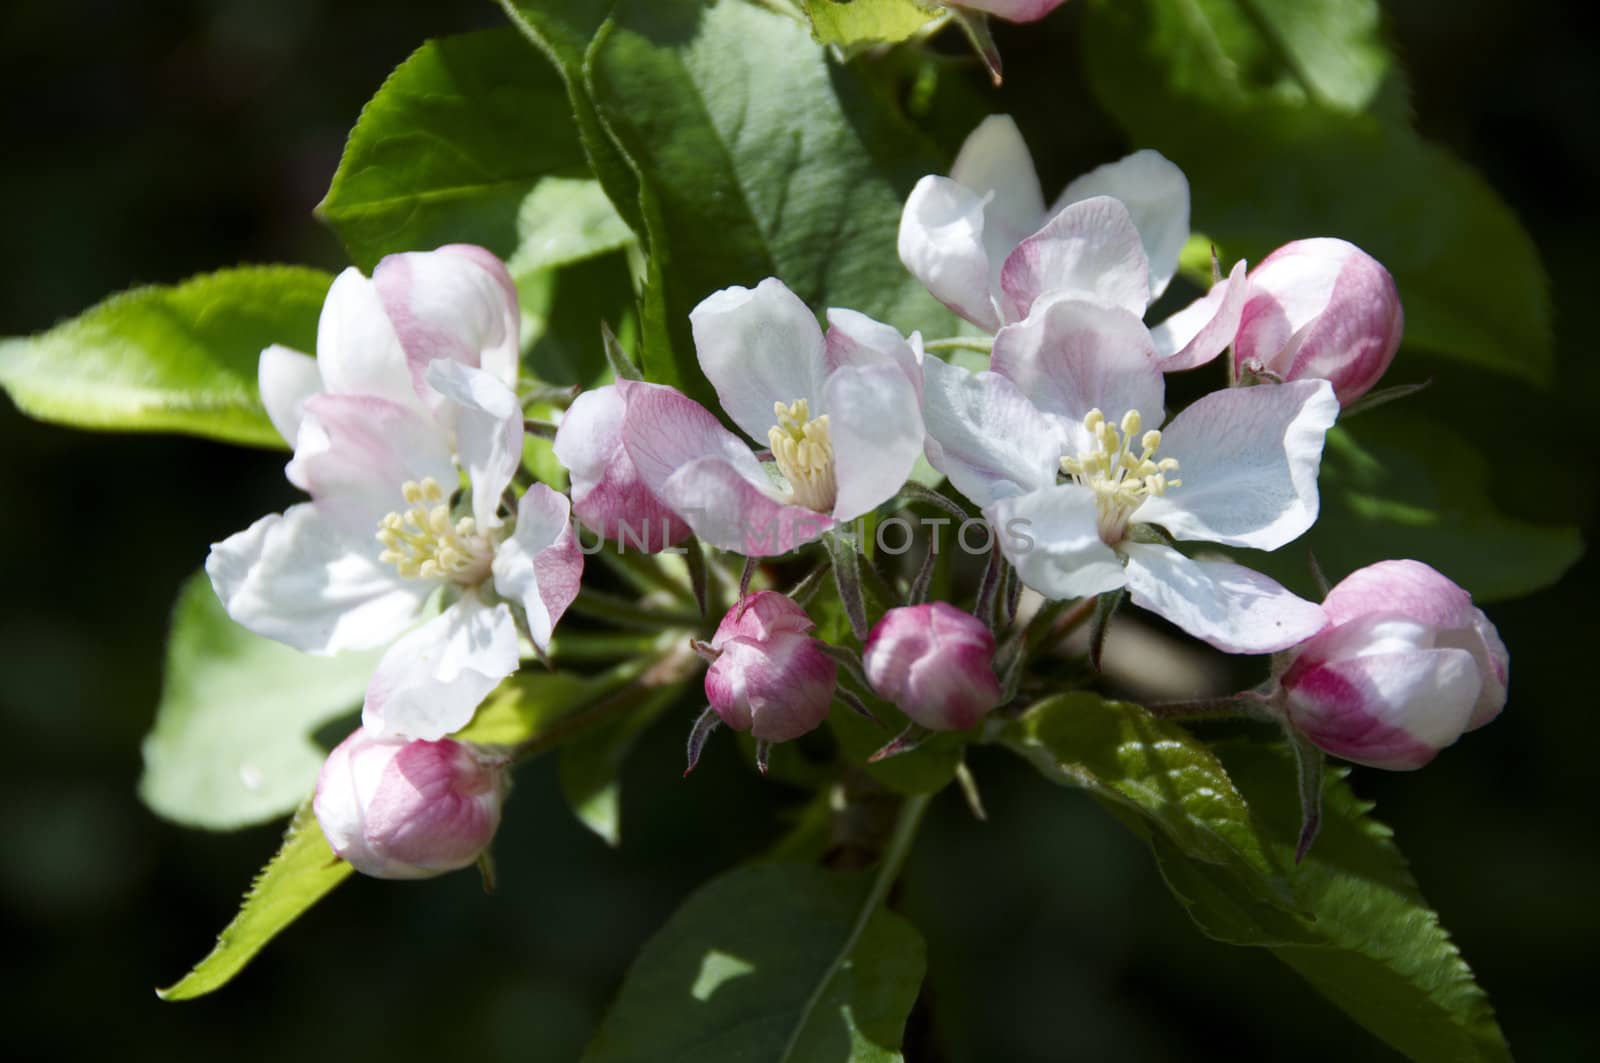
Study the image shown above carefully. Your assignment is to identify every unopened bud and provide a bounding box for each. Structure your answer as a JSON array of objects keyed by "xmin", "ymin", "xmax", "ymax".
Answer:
[
  {"xmin": 704, "ymin": 592, "xmax": 837, "ymax": 742},
  {"xmin": 1279, "ymin": 560, "xmax": 1508, "ymax": 770},
  {"xmin": 863, "ymin": 603, "xmax": 1003, "ymax": 731},
  {"xmin": 313, "ymin": 729, "xmax": 508, "ymax": 879},
  {"xmin": 1233, "ymin": 238, "xmax": 1404, "ymax": 406}
]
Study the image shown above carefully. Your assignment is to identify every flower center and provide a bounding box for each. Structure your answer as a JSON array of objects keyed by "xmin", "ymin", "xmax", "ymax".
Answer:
[
  {"xmin": 1059, "ymin": 408, "xmax": 1181, "ymax": 543},
  {"xmin": 376, "ymin": 477, "xmax": 492, "ymax": 584},
  {"xmin": 767, "ymin": 399, "xmax": 837, "ymax": 513}
]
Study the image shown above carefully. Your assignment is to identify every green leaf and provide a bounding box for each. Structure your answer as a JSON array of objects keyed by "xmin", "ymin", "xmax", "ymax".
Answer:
[
  {"xmin": 558, "ymin": 683, "xmax": 682, "ymax": 846},
  {"xmin": 0, "ymin": 266, "xmax": 328, "ymax": 448},
  {"xmin": 139, "ymin": 573, "xmax": 383, "ymax": 830},
  {"xmin": 506, "ymin": 177, "xmax": 636, "ymax": 280},
  {"xmin": 802, "ymin": 0, "xmax": 945, "ymax": 49},
  {"xmin": 1083, "ymin": 0, "xmax": 1551, "ymax": 386},
  {"xmin": 158, "ymin": 800, "xmax": 352, "ymax": 1001},
  {"xmin": 519, "ymin": 251, "xmax": 640, "ymax": 389},
  {"xmin": 1151, "ymin": 740, "xmax": 1511, "ymax": 1062},
  {"xmin": 581, "ymin": 863, "xmax": 925, "ymax": 1063},
  {"xmin": 1234, "ymin": 410, "xmax": 1583, "ymax": 602},
  {"xmin": 500, "ymin": 0, "xmax": 959, "ymax": 405},
  {"xmin": 316, "ymin": 29, "xmax": 589, "ymax": 269},
  {"xmin": 1001, "ymin": 692, "xmax": 1289, "ymax": 902}
]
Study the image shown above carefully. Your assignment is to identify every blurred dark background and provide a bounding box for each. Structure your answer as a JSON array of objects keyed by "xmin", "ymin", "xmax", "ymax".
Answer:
[{"xmin": 2, "ymin": 1, "xmax": 1595, "ymax": 1059}]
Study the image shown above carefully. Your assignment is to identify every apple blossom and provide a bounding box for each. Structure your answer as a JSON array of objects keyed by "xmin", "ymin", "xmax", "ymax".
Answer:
[
  {"xmin": 617, "ymin": 278, "xmax": 925, "ymax": 556},
  {"xmin": 923, "ymin": 293, "xmax": 1337, "ymax": 653},
  {"xmin": 1233, "ymin": 238, "xmax": 1405, "ymax": 405},
  {"xmin": 863, "ymin": 603, "xmax": 1003, "ymax": 731},
  {"xmin": 313, "ymin": 728, "xmax": 509, "ymax": 880},
  {"xmin": 898, "ymin": 115, "xmax": 1247, "ymax": 369},
  {"xmin": 945, "ymin": 1, "xmax": 1070, "ymax": 24},
  {"xmin": 207, "ymin": 246, "xmax": 583, "ymax": 742},
  {"xmin": 1277, "ymin": 560, "xmax": 1508, "ymax": 770},
  {"xmin": 703, "ymin": 592, "xmax": 839, "ymax": 744}
]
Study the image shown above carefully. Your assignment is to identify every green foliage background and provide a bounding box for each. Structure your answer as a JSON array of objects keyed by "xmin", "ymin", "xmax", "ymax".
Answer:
[{"xmin": 0, "ymin": 0, "xmax": 1595, "ymax": 1059}]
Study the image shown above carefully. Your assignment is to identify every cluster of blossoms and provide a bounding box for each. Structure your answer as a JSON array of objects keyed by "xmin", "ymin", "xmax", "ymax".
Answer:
[{"xmin": 211, "ymin": 117, "xmax": 1504, "ymax": 879}]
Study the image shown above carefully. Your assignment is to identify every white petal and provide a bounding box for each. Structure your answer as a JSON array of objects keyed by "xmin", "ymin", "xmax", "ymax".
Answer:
[
  {"xmin": 999, "ymin": 197, "xmax": 1151, "ymax": 321},
  {"xmin": 1051, "ymin": 149, "xmax": 1190, "ymax": 301},
  {"xmin": 825, "ymin": 363, "xmax": 924, "ymax": 522},
  {"xmin": 206, "ymin": 503, "xmax": 429, "ymax": 656},
  {"xmin": 950, "ymin": 115, "xmax": 1046, "ymax": 241},
  {"xmin": 316, "ymin": 267, "xmax": 422, "ymax": 410},
  {"xmin": 690, "ymin": 278, "xmax": 829, "ymax": 442},
  {"xmin": 362, "ymin": 595, "xmax": 520, "ymax": 741},
  {"xmin": 1133, "ymin": 379, "xmax": 1338, "ymax": 550},
  {"xmin": 1150, "ymin": 259, "xmax": 1250, "ymax": 371},
  {"xmin": 287, "ymin": 394, "xmax": 457, "ymax": 536},
  {"xmin": 373, "ymin": 244, "xmax": 522, "ymax": 392},
  {"xmin": 823, "ymin": 308, "xmax": 923, "ymax": 396},
  {"xmin": 1121, "ymin": 542, "xmax": 1327, "ymax": 654},
  {"xmin": 425, "ymin": 360, "xmax": 523, "ymax": 529},
  {"xmin": 259, "ymin": 345, "xmax": 322, "ymax": 446},
  {"xmin": 989, "ymin": 295, "xmax": 1165, "ymax": 439},
  {"xmin": 1288, "ymin": 648, "xmax": 1481, "ymax": 769},
  {"xmin": 921, "ymin": 354, "xmax": 1066, "ymax": 508},
  {"xmin": 897, "ymin": 175, "xmax": 1003, "ymax": 332},
  {"xmin": 988, "ymin": 486, "xmax": 1126, "ymax": 600},
  {"xmin": 492, "ymin": 484, "xmax": 583, "ymax": 652}
]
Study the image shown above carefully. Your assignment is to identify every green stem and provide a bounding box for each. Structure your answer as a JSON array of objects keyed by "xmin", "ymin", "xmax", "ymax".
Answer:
[{"xmin": 924, "ymin": 336, "xmax": 995, "ymax": 354}]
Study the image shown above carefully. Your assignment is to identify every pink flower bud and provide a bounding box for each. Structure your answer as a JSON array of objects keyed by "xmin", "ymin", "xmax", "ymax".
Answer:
[
  {"xmin": 1279, "ymin": 560, "xmax": 1509, "ymax": 770},
  {"xmin": 704, "ymin": 592, "xmax": 837, "ymax": 742},
  {"xmin": 948, "ymin": 1, "xmax": 1070, "ymax": 24},
  {"xmin": 863, "ymin": 603, "xmax": 1003, "ymax": 731},
  {"xmin": 552, "ymin": 382, "xmax": 691, "ymax": 552},
  {"xmin": 1233, "ymin": 238, "xmax": 1404, "ymax": 405},
  {"xmin": 313, "ymin": 729, "xmax": 509, "ymax": 879}
]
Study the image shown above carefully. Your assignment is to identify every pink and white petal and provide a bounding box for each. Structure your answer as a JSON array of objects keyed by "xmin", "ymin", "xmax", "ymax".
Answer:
[
  {"xmin": 825, "ymin": 363, "xmax": 924, "ymax": 522},
  {"xmin": 987, "ymin": 486, "xmax": 1127, "ymax": 601},
  {"xmin": 1150, "ymin": 259, "xmax": 1250, "ymax": 371},
  {"xmin": 823, "ymin": 307, "xmax": 923, "ymax": 395},
  {"xmin": 1286, "ymin": 648, "xmax": 1480, "ymax": 770},
  {"xmin": 316, "ymin": 267, "xmax": 422, "ymax": 410},
  {"xmin": 287, "ymin": 393, "xmax": 457, "ymax": 535},
  {"xmin": 898, "ymin": 175, "xmax": 1003, "ymax": 332},
  {"xmin": 1051, "ymin": 149, "xmax": 1190, "ymax": 301},
  {"xmin": 425, "ymin": 360, "xmax": 523, "ymax": 529},
  {"xmin": 989, "ymin": 295, "xmax": 1164, "ymax": 437},
  {"xmin": 620, "ymin": 382, "xmax": 771, "ymax": 500},
  {"xmin": 552, "ymin": 384, "xmax": 689, "ymax": 551},
  {"xmin": 950, "ymin": 115, "xmax": 1047, "ymax": 280},
  {"xmin": 1133, "ymin": 379, "xmax": 1338, "ymax": 551},
  {"xmin": 207, "ymin": 502, "xmax": 429, "ymax": 656},
  {"xmin": 373, "ymin": 244, "xmax": 521, "ymax": 397},
  {"xmin": 951, "ymin": 0, "xmax": 1069, "ymax": 23},
  {"xmin": 259, "ymin": 344, "xmax": 323, "ymax": 446},
  {"xmin": 660, "ymin": 457, "xmax": 832, "ymax": 556},
  {"xmin": 1121, "ymin": 542, "xmax": 1328, "ymax": 654},
  {"xmin": 689, "ymin": 278, "xmax": 829, "ymax": 441},
  {"xmin": 921, "ymin": 355, "xmax": 1066, "ymax": 508},
  {"xmin": 491, "ymin": 484, "xmax": 583, "ymax": 653},
  {"xmin": 362, "ymin": 595, "xmax": 521, "ymax": 741},
  {"xmin": 1282, "ymin": 252, "xmax": 1404, "ymax": 404},
  {"xmin": 1460, "ymin": 609, "xmax": 1510, "ymax": 730},
  {"xmin": 1320, "ymin": 559, "xmax": 1476, "ymax": 629},
  {"xmin": 999, "ymin": 197, "xmax": 1152, "ymax": 322}
]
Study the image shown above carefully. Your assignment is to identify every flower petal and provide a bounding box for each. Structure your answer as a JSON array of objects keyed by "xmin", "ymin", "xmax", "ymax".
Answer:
[
  {"xmin": 823, "ymin": 308, "xmax": 923, "ymax": 397},
  {"xmin": 363, "ymin": 595, "xmax": 520, "ymax": 741},
  {"xmin": 690, "ymin": 278, "xmax": 828, "ymax": 442},
  {"xmin": 999, "ymin": 197, "xmax": 1151, "ymax": 322},
  {"xmin": 373, "ymin": 244, "xmax": 521, "ymax": 395},
  {"xmin": 316, "ymin": 267, "xmax": 420, "ymax": 410},
  {"xmin": 259, "ymin": 344, "xmax": 323, "ymax": 446},
  {"xmin": 897, "ymin": 175, "xmax": 1003, "ymax": 332},
  {"xmin": 1149, "ymin": 259, "xmax": 1250, "ymax": 371},
  {"xmin": 287, "ymin": 393, "xmax": 457, "ymax": 535},
  {"xmin": 921, "ymin": 354, "xmax": 1066, "ymax": 508},
  {"xmin": 953, "ymin": 0, "xmax": 1069, "ymax": 22},
  {"xmin": 425, "ymin": 360, "xmax": 523, "ymax": 529},
  {"xmin": 1134, "ymin": 379, "xmax": 1338, "ymax": 550},
  {"xmin": 207, "ymin": 502, "xmax": 429, "ymax": 655},
  {"xmin": 1051, "ymin": 149, "xmax": 1190, "ymax": 301},
  {"xmin": 989, "ymin": 295, "xmax": 1164, "ymax": 438},
  {"xmin": 552, "ymin": 383, "xmax": 690, "ymax": 551},
  {"xmin": 1121, "ymin": 542, "xmax": 1327, "ymax": 654},
  {"xmin": 492, "ymin": 484, "xmax": 583, "ymax": 653},
  {"xmin": 825, "ymin": 363, "xmax": 924, "ymax": 522},
  {"xmin": 950, "ymin": 114, "xmax": 1046, "ymax": 294},
  {"xmin": 987, "ymin": 486, "xmax": 1127, "ymax": 600}
]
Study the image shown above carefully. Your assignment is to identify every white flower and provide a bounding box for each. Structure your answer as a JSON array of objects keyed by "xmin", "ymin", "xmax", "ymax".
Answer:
[
  {"xmin": 898, "ymin": 115, "xmax": 1247, "ymax": 370},
  {"xmin": 208, "ymin": 246, "xmax": 582, "ymax": 741},
  {"xmin": 923, "ymin": 294, "xmax": 1338, "ymax": 653}
]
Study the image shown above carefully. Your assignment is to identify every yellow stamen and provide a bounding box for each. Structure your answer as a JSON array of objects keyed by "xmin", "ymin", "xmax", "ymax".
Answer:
[
  {"xmin": 1059, "ymin": 407, "xmax": 1181, "ymax": 543},
  {"xmin": 375, "ymin": 479, "xmax": 490, "ymax": 583},
  {"xmin": 767, "ymin": 399, "xmax": 837, "ymax": 513}
]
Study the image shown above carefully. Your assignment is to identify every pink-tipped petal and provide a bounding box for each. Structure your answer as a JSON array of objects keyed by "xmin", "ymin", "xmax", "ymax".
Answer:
[
  {"xmin": 824, "ymin": 308, "xmax": 924, "ymax": 396},
  {"xmin": 373, "ymin": 244, "xmax": 521, "ymax": 398},
  {"xmin": 1150, "ymin": 259, "xmax": 1250, "ymax": 371},
  {"xmin": 316, "ymin": 267, "xmax": 421, "ymax": 410},
  {"xmin": 1050, "ymin": 149, "xmax": 1190, "ymax": 301},
  {"xmin": 950, "ymin": 0, "xmax": 1070, "ymax": 24},
  {"xmin": 863, "ymin": 603, "xmax": 1002, "ymax": 731},
  {"xmin": 1000, "ymin": 197, "xmax": 1151, "ymax": 322},
  {"xmin": 553, "ymin": 384, "xmax": 691, "ymax": 552},
  {"xmin": 492, "ymin": 484, "xmax": 583, "ymax": 653}
]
